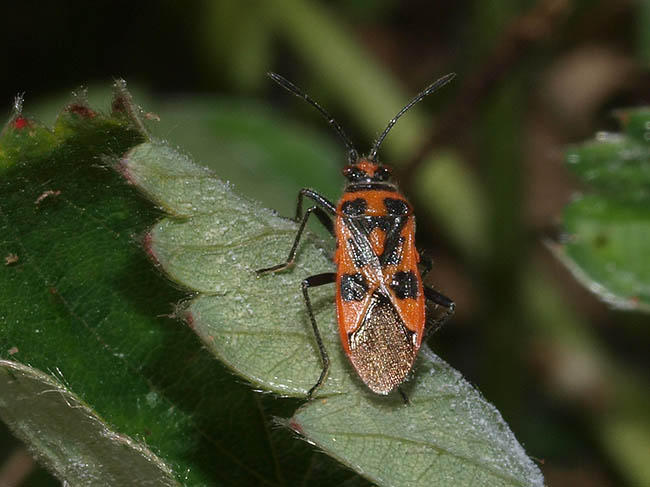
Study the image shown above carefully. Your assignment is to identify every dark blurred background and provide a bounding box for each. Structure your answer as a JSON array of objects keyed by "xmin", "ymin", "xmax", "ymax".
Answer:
[{"xmin": 1, "ymin": 1, "xmax": 649, "ymax": 486}]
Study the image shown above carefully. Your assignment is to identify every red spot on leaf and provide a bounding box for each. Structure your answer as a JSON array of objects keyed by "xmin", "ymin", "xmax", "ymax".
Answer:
[
  {"xmin": 184, "ymin": 311, "xmax": 195, "ymax": 329},
  {"xmin": 67, "ymin": 103, "xmax": 96, "ymax": 118},
  {"xmin": 12, "ymin": 116, "xmax": 30, "ymax": 130},
  {"xmin": 116, "ymin": 156, "xmax": 136, "ymax": 185},
  {"xmin": 111, "ymin": 94, "xmax": 127, "ymax": 114},
  {"xmin": 288, "ymin": 419, "xmax": 304, "ymax": 436}
]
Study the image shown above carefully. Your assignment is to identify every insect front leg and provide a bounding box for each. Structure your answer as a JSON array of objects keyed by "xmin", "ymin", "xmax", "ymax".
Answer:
[
  {"xmin": 256, "ymin": 189, "xmax": 335, "ymax": 275},
  {"xmin": 295, "ymin": 188, "xmax": 336, "ymax": 221},
  {"xmin": 423, "ymin": 285, "xmax": 455, "ymax": 337},
  {"xmin": 301, "ymin": 272, "xmax": 336, "ymax": 399}
]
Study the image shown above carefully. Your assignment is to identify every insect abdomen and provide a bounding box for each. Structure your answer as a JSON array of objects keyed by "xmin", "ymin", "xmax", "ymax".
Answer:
[{"xmin": 348, "ymin": 292, "xmax": 416, "ymax": 394}]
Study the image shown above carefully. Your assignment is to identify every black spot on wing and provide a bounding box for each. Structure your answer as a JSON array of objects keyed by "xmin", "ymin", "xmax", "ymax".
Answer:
[
  {"xmin": 341, "ymin": 198, "xmax": 367, "ymax": 216},
  {"xmin": 390, "ymin": 270, "xmax": 419, "ymax": 299},
  {"xmin": 384, "ymin": 198, "xmax": 409, "ymax": 215},
  {"xmin": 340, "ymin": 273, "xmax": 368, "ymax": 301}
]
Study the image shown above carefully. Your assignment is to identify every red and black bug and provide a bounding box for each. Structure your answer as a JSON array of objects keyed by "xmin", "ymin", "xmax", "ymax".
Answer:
[{"xmin": 257, "ymin": 72, "xmax": 456, "ymax": 399}]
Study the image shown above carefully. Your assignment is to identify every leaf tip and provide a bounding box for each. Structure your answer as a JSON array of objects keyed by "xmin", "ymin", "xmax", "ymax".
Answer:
[
  {"xmin": 111, "ymin": 79, "xmax": 130, "ymax": 114},
  {"xmin": 110, "ymin": 79, "xmax": 152, "ymax": 140},
  {"xmin": 1, "ymin": 94, "xmax": 26, "ymax": 138},
  {"xmin": 4, "ymin": 93, "xmax": 31, "ymax": 130},
  {"xmin": 60, "ymin": 87, "xmax": 97, "ymax": 120},
  {"xmin": 13, "ymin": 92, "xmax": 24, "ymax": 113}
]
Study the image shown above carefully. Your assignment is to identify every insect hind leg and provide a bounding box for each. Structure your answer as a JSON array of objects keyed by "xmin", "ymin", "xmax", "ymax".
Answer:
[
  {"xmin": 398, "ymin": 386, "xmax": 410, "ymax": 405},
  {"xmin": 301, "ymin": 272, "xmax": 336, "ymax": 399},
  {"xmin": 423, "ymin": 285, "xmax": 455, "ymax": 338},
  {"xmin": 418, "ymin": 249, "xmax": 433, "ymax": 278}
]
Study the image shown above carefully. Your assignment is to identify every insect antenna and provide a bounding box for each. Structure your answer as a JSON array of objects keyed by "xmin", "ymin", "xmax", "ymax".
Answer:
[
  {"xmin": 368, "ymin": 72, "xmax": 456, "ymax": 162},
  {"xmin": 268, "ymin": 72, "xmax": 359, "ymax": 164}
]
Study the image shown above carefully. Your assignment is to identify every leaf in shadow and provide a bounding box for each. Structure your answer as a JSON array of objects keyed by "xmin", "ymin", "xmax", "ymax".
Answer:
[
  {"xmin": 0, "ymin": 360, "xmax": 178, "ymax": 486},
  {"xmin": 0, "ymin": 85, "xmax": 364, "ymax": 486}
]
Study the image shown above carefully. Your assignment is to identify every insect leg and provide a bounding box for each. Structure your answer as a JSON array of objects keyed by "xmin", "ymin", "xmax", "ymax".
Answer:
[
  {"xmin": 295, "ymin": 188, "xmax": 336, "ymax": 220},
  {"xmin": 418, "ymin": 249, "xmax": 433, "ymax": 278},
  {"xmin": 423, "ymin": 285, "xmax": 455, "ymax": 337},
  {"xmin": 256, "ymin": 189, "xmax": 335, "ymax": 275},
  {"xmin": 295, "ymin": 189, "xmax": 336, "ymax": 236},
  {"xmin": 301, "ymin": 272, "xmax": 336, "ymax": 399},
  {"xmin": 398, "ymin": 386, "xmax": 410, "ymax": 405},
  {"xmin": 256, "ymin": 205, "xmax": 333, "ymax": 274}
]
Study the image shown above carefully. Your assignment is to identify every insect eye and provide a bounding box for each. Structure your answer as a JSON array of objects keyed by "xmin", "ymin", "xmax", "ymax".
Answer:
[
  {"xmin": 374, "ymin": 166, "xmax": 391, "ymax": 181},
  {"xmin": 343, "ymin": 166, "xmax": 366, "ymax": 181}
]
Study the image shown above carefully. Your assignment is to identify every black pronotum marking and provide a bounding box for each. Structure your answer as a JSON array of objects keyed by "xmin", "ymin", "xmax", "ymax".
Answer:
[
  {"xmin": 390, "ymin": 270, "xmax": 419, "ymax": 299},
  {"xmin": 384, "ymin": 198, "xmax": 409, "ymax": 216},
  {"xmin": 340, "ymin": 273, "xmax": 368, "ymax": 301},
  {"xmin": 344, "ymin": 183, "xmax": 396, "ymax": 192},
  {"xmin": 341, "ymin": 198, "xmax": 368, "ymax": 216}
]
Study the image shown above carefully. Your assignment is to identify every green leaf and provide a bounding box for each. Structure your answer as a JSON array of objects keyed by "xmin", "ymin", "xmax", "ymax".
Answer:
[
  {"xmin": 0, "ymin": 86, "xmax": 367, "ymax": 486},
  {"xmin": 557, "ymin": 107, "xmax": 650, "ymax": 311},
  {"xmin": 0, "ymin": 360, "xmax": 178, "ymax": 486},
  {"xmin": 126, "ymin": 140, "xmax": 544, "ymax": 486},
  {"xmin": 123, "ymin": 142, "xmax": 345, "ymax": 397},
  {"xmin": 565, "ymin": 108, "xmax": 650, "ymax": 204},
  {"xmin": 552, "ymin": 194, "xmax": 650, "ymax": 311},
  {"xmin": 289, "ymin": 348, "xmax": 544, "ymax": 487}
]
